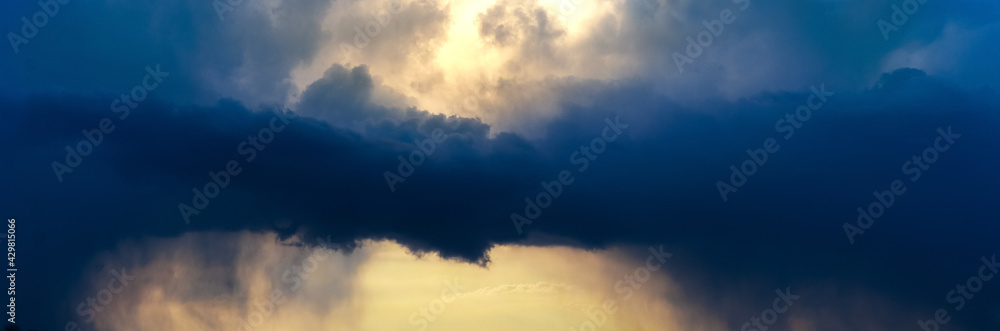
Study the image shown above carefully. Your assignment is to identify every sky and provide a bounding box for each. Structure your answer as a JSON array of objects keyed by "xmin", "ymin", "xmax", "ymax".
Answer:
[{"xmin": 1, "ymin": 0, "xmax": 999, "ymax": 330}]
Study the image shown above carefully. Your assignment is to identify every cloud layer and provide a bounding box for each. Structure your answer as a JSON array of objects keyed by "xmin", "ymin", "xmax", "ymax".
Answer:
[{"xmin": 2, "ymin": 0, "xmax": 1000, "ymax": 329}]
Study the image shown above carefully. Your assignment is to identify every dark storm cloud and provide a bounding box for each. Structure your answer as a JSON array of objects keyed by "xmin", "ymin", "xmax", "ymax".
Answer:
[
  {"xmin": 3, "ymin": 65, "xmax": 1000, "ymax": 329},
  {"xmin": 2, "ymin": 0, "xmax": 1000, "ymax": 329}
]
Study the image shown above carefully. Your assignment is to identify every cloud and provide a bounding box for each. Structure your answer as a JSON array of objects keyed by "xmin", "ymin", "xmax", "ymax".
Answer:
[
  {"xmin": 3, "ymin": 0, "xmax": 1000, "ymax": 328},
  {"xmin": 68, "ymin": 235, "xmax": 941, "ymax": 331},
  {"xmin": 2, "ymin": 0, "xmax": 996, "ymax": 131},
  {"xmin": 0, "ymin": 0, "xmax": 335, "ymax": 106},
  {"xmin": 73, "ymin": 231, "xmax": 368, "ymax": 331},
  {"xmin": 4, "ymin": 65, "xmax": 1000, "ymax": 328},
  {"xmin": 461, "ymin": 281, "xmax": 577, "ymax": 297}
]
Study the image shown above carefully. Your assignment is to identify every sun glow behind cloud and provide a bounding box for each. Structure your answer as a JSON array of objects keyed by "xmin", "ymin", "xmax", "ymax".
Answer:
[
  {"xmin": 287, "ymin": 0, "xmax": 637, "ymax": 131},
  {"xmin": 77, "ymin": 231, "xmax": 727, "ymax": 331}
]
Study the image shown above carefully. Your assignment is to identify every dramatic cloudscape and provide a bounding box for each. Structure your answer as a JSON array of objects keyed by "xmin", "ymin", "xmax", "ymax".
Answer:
[{"xmin": 1, "ymin": 0, "xmax": 999, "ymax": 330}]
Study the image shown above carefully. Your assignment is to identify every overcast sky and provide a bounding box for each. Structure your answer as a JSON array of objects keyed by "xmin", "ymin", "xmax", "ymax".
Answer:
[{"xmin": 1, "ymin": 0, "xmax": 999, "ymax": 330}]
